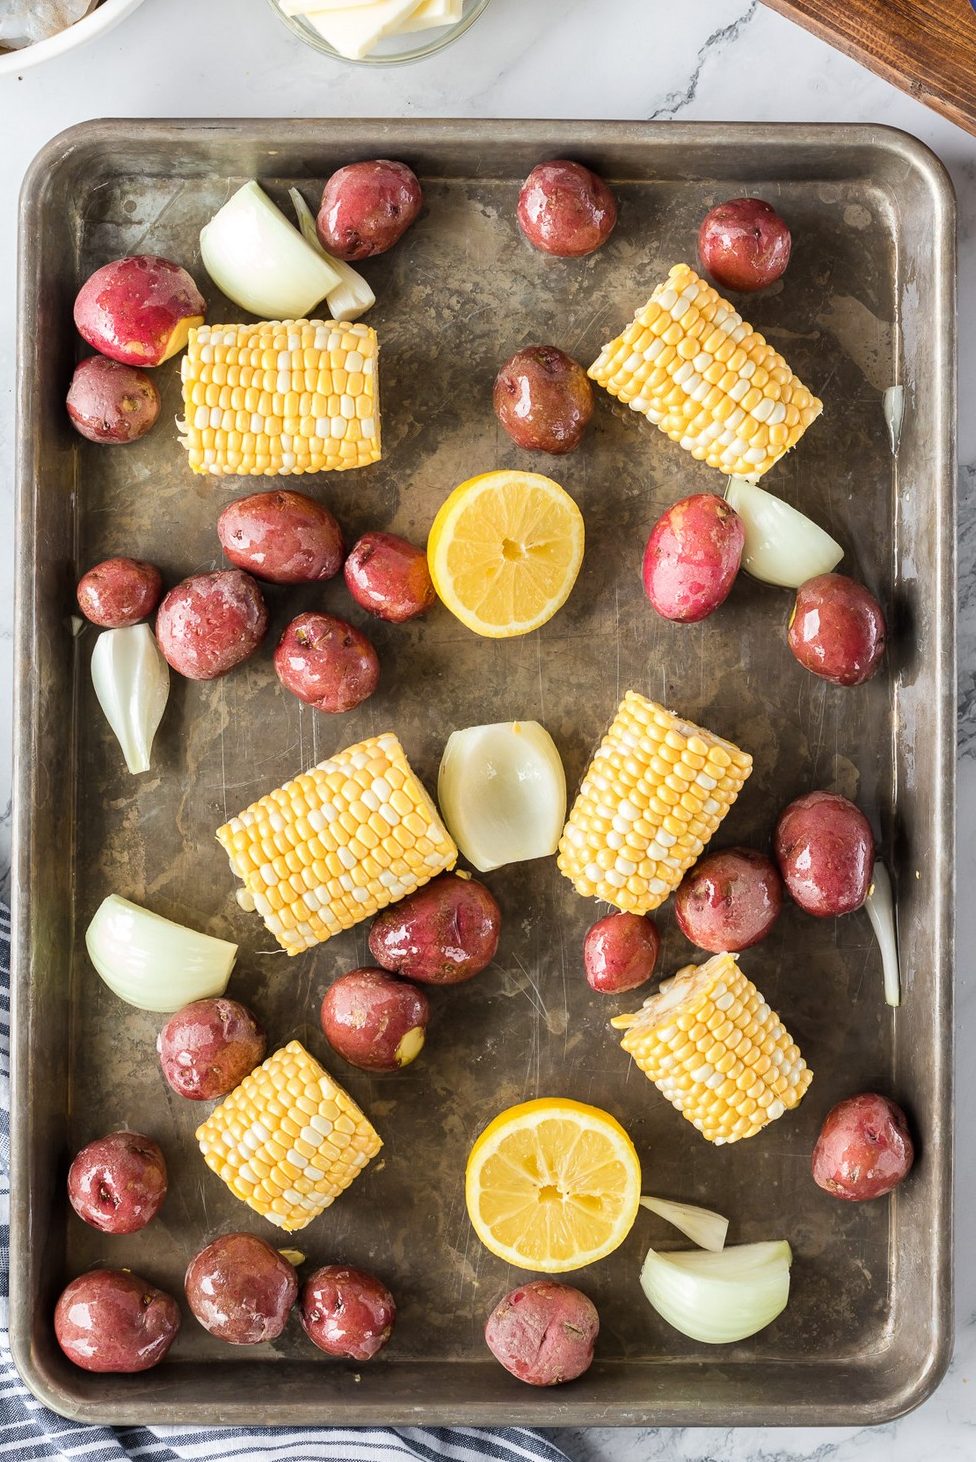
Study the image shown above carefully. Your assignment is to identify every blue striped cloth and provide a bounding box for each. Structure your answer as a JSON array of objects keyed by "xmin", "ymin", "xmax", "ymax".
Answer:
[{"xmin": 0, "ymin": 903, "xmax": 570, "ymax": 1462}]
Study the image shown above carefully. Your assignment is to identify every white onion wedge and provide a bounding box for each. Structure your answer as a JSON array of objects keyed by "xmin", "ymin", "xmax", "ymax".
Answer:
[
  {"xmin": 639, "ymin": 1196, "xmax": 729, "ymax": 1252},
  {"xmin": 91, "ymin": 623, "xmax": 169, "ymax": 776},
  {"xmin": 200, "ymin": 180, "xmax": 340, "ymax": 320},
  {"xmin": 640, "ymin": 1240, "xmax": 792, "ymax": 1345},
  {"xmin": 725, "ymin": 477, "xmax": 843, "ymax": 589},
  {"xmin": 86, "ymin": 894, "xmax": 237, "ymax": 1012},
  {"xmin": 290, "ymin": 187, "xmax": 376, "ymax": 323},
  {"xmin": 865, "ymin": 861, "xmax": 901, "ymax": 1007},
  {"xmin": 437, "ymin": 720, "xmax": 566, "ymax": 872}
]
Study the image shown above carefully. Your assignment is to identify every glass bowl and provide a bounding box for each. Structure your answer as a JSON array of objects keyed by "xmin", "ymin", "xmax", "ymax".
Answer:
[{"xmin": 266, "ymin": 0, "xmax": 492, "ymax": 65}]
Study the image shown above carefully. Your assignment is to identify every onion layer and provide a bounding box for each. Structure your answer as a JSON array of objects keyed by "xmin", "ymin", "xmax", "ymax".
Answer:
[
  {"xmin": 437, "ymin": 720, "xmax": 566, "ymax": 872},
  {"xmin": 86, "ymin": 894, "xmax": 237, "ymax": 1012},
  {"xmin": 200, "ymin": 181, "xmax": 340, "ymax": 320},
  {"xmin": 91, "ymin": 623, "xmax": 169, "ymax": 776},
  {"xmin": 639, "ymin": 1195, "xmax": 728, "ymax": 1252},
  {"xmin": 640, "ymin": 1240, "xmax": 792, "ymax": 1344},
  {"xmin": 865, "ymin": 861, "xmax": 901, "ymax": 1007},
  {"xmin": 725, "ymin": 477, "xmax": 842, "ymax": 588}
]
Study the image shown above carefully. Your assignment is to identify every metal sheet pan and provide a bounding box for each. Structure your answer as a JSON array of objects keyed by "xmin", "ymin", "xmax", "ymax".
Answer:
[{"xmin": 11, "ymin": 119, "xmax": 955, "ymax": 1427}]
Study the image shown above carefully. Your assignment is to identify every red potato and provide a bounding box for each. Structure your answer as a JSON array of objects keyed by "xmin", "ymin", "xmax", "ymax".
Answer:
[
  {"xmin": 156, "ymin": 569, "xmax": 268, "ymax": 680},
  {"xmin": 321, "ymin": 968, "xmax": 429, "ymax": 1072},
  {"xmin": 274, "ymin": 612, "xmax": 379, "ymax": 713},
  {"xmin": 67, "ymin": 1131, "xmax": 167, "ymax": 1235},
  {"xmin": 217, "ymin": 491, "xmax": 344, "ymax": 585},
  {"xmin": 583, "ymin": 912, "xmax": 660, "ymax": 994},
  {"xmin": 485, "ymin": 1280, "xmax": 599, "ymax": 1386},
  {"xmin": 368, "ymin": 873, "xmax": 501, "ymax": 985},
  {"xmin": 157, "ymin": 998, "xmax": 267, "ymax": 1101},
  {"xmin": 54, "ymin": 1269, "xmax": 180, "ymax": 1373},
  {"xmin": 812, "ymin": 1093, "xmax": 914, "ymax": 1201},
  {"xmin": 300, "ymin": 1266, "xmax": 395, "ymax": 1360},
  {"xmin": 674, "ymin": 847, "xmax": 783, "ymax": 953},
  {"xmin": 698, "ymin": 198, "xmax": 792, "ymax": 292},
  {"xmin": 775, "ymin": 791, "xmax": 874, "ymax": 917},
  {"xmin": 343, "ymin": 532, "xmax": 436, "ymax": 622},
  {"xmin": 493, "ymin": 345, "xmax": 594, "ymax": 454},
  {"xmin": 517, "ymin": 161, "xmax": 617, "ymax": 258},
  {"xmin": 76, "ymin": 557, "xmax": 163, "ymax": 628},
  {"xmin": 787, "ymin": 573, "xmax": 886, "ymax": 686},
  {"xmin": 185, "ymin": 1234, "xmax": 298, "ymax": 1344},
  {"xmin": 642, "ymin": 494, "xmax": 744, "ymax": 622},
  {"xmin": 73, "ymin": 255, "xmax": 205, "ymax": 367},
  {"xmin": 317, "ymin": 160, "xmax": 422, "ymax": 261},
  {"xmin": 66, "ymin": 356, "xmax": 160, "ymax": 444}
]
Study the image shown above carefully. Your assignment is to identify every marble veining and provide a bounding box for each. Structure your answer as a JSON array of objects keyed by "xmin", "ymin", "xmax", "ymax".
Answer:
[{"xmin": 0, "ymin": 1, "xmax": 972, "ymax": 1456}]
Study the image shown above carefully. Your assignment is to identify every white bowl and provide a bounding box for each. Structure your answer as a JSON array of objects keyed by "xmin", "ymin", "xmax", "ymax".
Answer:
[{"xmin": 0, "ymin": 0, "xmax": 147, "ymax": 76}]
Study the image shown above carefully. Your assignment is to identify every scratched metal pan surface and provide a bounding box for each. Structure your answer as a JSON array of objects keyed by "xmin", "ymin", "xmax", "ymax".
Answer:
[{"xmin": 12, "ymin": 120, "xmax": 955, "ymax": 1426}]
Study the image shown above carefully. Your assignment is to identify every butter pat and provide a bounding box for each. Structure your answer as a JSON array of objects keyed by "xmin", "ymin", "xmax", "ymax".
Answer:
[
  {"xmin": 397, "ymin": 0, "xmax": 462, "ymax": 32},
  {"xmin": 299, "ymin": 0, "xmax": 425, "ymax": 56}
]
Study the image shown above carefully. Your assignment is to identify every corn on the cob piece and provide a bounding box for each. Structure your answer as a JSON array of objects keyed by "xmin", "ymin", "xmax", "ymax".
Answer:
[
  {"xmin": 612, "ymin": 954, "xmax": 812, "ymax": 1144},
  {"xmin": 196, "ymin": 1041, "xmax": 381, "ymax": 1231},
  {"xmin": 589, "ymin": 264, "xmax": 822, "ymax": 479},
  {"xmin": 557, "ymin": 692, "xmax": 752, "ymax": 914},
  {"xmin": 179, "ymin": 319, "xmax": 381, "ymax": 476},
  {"xmin": 217, "ymin": 731, "xmax": 457, "ymax": 956}
]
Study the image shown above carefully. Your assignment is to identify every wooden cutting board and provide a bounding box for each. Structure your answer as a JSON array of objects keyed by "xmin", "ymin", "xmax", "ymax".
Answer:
[{"xmin": 761, "ymin": 0, "xmax": 976, "ymax": 137}]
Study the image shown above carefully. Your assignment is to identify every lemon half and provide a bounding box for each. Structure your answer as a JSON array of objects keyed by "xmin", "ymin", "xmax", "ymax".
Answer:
[
  {"xmin": 427, "ymin": 470, "xmax": 585, "ymax": 638},
  {"xmin": 465, "ymin": 1097, "xmax": 642, "ymax": 1272}
]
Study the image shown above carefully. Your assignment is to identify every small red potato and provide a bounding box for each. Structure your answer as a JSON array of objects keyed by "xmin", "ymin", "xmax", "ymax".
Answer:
[
  {"xmin": 185, "ymin": 1234, "xmax": 298, "ymax": 1344},
  {"xmin": 67, "ymin": 1131, "xmax": 167, "ymax": 1235},
  {"xmin": 812, "ymin": 1093, "xmax": 914, "ymax": 1201},
  {"xmin": 66, "ymin": 356, "xmax": 160, "ymax": 444},
  {"xmin": 156, "ymin": 569, "xmax": 268, "ymax": 680},
  {"xmin": 157, "ymin": 998, "xmax": 267, "ymax": 1101},
  {"xmin": 642, "ymin": 494, "xmax": 744, "ymax": 623},
  {"xmin": 485, "ymin": 1280, "xmax": 599, "ymax": 1386},
  {"xmin": 368, "ymin": 873, "xmax": 501, "ymax": 985},
  {"xmin": 675, "ymin": 847, "xmax": 783, "ymax": 953},
  {"xmin": 698, "ymin": 197, "xmax": 792, "ymax": 292},
  {"xmin": 517, "ymin": 161, "xmax": 617, "ymax": 258},
  {"xmin": 775, "ymin": 790, "xmax": 874, "ymax": 917},
  {"xmin": 76, "ymin": 557, "xmax": 163, "ymax": 628},
  {"xmin": 317, "ymin": 160, "xmax": 422, "ymax": 261},
  {"xmin": 73, "ymin": 255, "xmax": 205, "ymax": 367},
  {"xmin": 493, "ymin": 345, "xmax": 594, "ymax": 454},
  {"xmin": 217, "ymin": 491, "xmax": 344, "ymax": 584},
  {"xmin": 274, "ymin": 611, "xmax": 379, "ymax": 713},
  {"xmin": 788, "ymin": 573, "xmax": 886, "ymax": 686},
  {"xmin": 583, "ymin": 912, "xmax": 660, "ymax": 994},
  {"xmin": 321, "ymin": 968, "xmax": 429, "ymax": 1072},
  {"xmin": 54, "ymin": 1269, "xmax": 180, "ymax": 1373},
  {"xmin": 343, "ymin": 531, "xmax": 436, "ymax": 622},
  {"xmin": 300, "ymin": 1266, "xmax": 395, "ymax": 1360}
]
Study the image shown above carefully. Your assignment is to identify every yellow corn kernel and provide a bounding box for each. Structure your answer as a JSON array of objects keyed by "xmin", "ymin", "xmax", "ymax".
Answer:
[
  {"xmin": 179, "ymin": 320, "xmax": 381, "ymax": 476},
  {"xmin": 216, "ymin": 732, "xmax": 457, "ymax": 956},
  {"xmin": 557, "ymin": 692, "xmax": 751, "ymax": 914},
  {"xmin": 196, "ymin": 1042, "xmax": 382, "ymax": 1231},
  {"xmin": 588, "ymin": 265, "xmax": 822, "ymax": 479},
  {"xmin": 612, "ymin": 954, "xmax": 812, "ymax": 1144}
]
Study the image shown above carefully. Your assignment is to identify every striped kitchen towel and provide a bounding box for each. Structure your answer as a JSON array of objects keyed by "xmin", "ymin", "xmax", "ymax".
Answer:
[{"xmin": 0, "ymin": 903, "xmax": 570, "ymax": 1462}]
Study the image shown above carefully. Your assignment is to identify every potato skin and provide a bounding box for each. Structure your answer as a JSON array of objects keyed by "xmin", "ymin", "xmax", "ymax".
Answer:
[
  {"xmin": 787, "ymin": 573, "xmax": 886, "ymax": 686},
  {"xmin": 274, "ymin": 612, "xmax": 379, "ymax": 713},
  {"xmin": 320, "ymin": 967, "xmax": 429, "ymax": 1071},
  {"xmin": 812, "ymin": 1093, "xmax": 914, "ymax": 1201},
  {"xmin": 368, "ymin": 873, "xmax": 501, "ymax": 985},
  {"xmin": 642, "ymin": 494, "xmax": 744, "ymax": 623},
  {"xmin": 157, "ymin": 998, "xmax": 266, "ymax": 1101},
  {"xmin": 775, "ymin": 791, "xmax": 874, "ymax": 917},
  {"xmin": 67, "ymin": 356, "xmax": 160, "ymax": 444},
  {"xmin": 317, "ymin": 160, "xmax": 422, "ymax": 261},
  {"xmin": 54, "ymin": 1269, "xmax": 180, "ymax": 1373},
  {"xmin": 698, "ymin": 197, "xmax": 792, "ymax": 292},
  {"xmin": 517, "ymin": 161, "xmax": 617, "ymax": 258},
  {"xmin": 343, "ymin": 532, "xmax": 436, "ymax": 622},
  {"xmin": 493, "ymin": 345, "xmax": 594, "ymax": 454},
  {"xmin": 300, "ymin": 1266, "xmax": 395, "ymax": 1360},
  {"xmin": 156, "ymin": 569, "xmax": 267, "ymax": 680},
  {"xmin": 217, "ymin": 491, "xmax": 344, "ymax": 584},
  {"xmin": 485, "ymin": 1280, "xmax": 599, "ymax": 1386},
  {"xmin": 67, "ymin": 1131, "xmax": 167, "ymax": 1235},
  {"xmin": 185, "ymin": 1234, "xmax": 298, "ymax": 1344},
  {"xmin": 674, "ymin": 847, "xmax": 783, "ymax": 953},
  {"xmin": 77, "ymin": 557, "xmax": 162, "ymax": 628},
  {"xmin": 73, "ymin": 254, "xmax": 205, "ymax": 367},
  {"xmin": 583, "ymin": 912, "xmax": 659, "ymax": 994}
]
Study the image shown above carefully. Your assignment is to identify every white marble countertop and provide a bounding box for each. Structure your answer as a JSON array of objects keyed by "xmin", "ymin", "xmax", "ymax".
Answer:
[{"xmin": 0, "ymin": 1, "xmax": 971, "ymax": 1457}]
